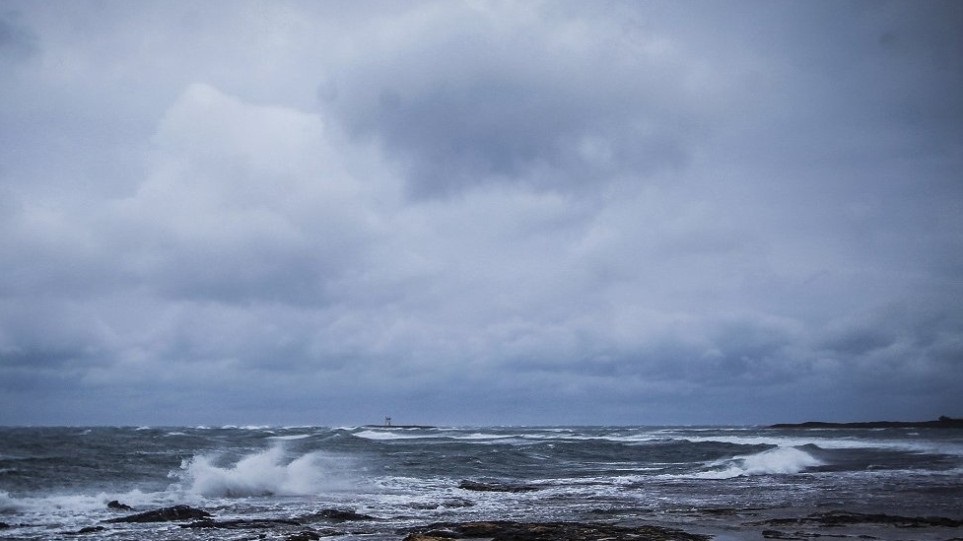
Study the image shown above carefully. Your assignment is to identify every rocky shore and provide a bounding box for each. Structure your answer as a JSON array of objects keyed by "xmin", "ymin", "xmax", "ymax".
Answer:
[
  {"xmin": 39, "ymin": 502, "xmax": 959, "ymax": 540},
  {"xmin": 401, "ymin": 521, "xmax": 710, "ymax": 541}
]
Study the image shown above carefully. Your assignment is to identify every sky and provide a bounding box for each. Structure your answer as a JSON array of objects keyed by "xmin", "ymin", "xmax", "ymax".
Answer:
[{"xmin": 1, "ymin": 1, "xmax": 961, "ymax": 427}]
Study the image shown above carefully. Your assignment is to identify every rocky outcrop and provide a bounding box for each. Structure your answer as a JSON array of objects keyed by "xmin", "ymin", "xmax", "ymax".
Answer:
[
  {"xmin": 65, "ymin": 525, "xmax": 106, "ymax": 535},
  {"xmin": 106, "ymin": 500, "xmax": 133, "ymax": 511},
  {"xmin": 103, "ymin": 504, "xmax": 211, "ymax": 523},
  {"xmin": 400, "ymin": 521, "xmax": 711, "ymax": 541},
  {"xmin": 313, "ymin": 508, "xmax": 375, "ymax": 522},
  {"xmin": 182, "ymin": 518, "xmax": 302, "ymax": 529}
]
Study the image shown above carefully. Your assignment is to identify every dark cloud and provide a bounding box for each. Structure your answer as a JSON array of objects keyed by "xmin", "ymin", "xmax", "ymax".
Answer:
[
  {"xmin": 321, "ymin": 3, "xmax": 707, "ymax": 197},
  {"xmin": 0, "ymin": 11, "xmax": 37, "ymax": 63},
  {"xmin": 0, "ymin": 1, "xmax": 961, "ymax": 426}
]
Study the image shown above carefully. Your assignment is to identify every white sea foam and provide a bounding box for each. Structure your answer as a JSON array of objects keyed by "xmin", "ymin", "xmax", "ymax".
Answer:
[
  {"xmin": 354, "ymin": 430, "xmax": 431, "ymax": 441},
  {"xmin": 178, "ymin": 445, "xmax": 355, "ymax": 497},
  {"xmin": 688, "ymin": 446, "xmax": 824, "ymax": 479},
  {"xmin": 0, "ymin": 488, "xmax": 173, "ymax": 520},
  {"xmin": 268, "ymin": 434, "xmax": 312, "ymax": 441},
  {"xmin": 678, "ymin": 433, "xmax": 963, "ymax": 456},
  {"xmin": 0, "ymin": 490, "xmax": 21, "ymax": 514}
]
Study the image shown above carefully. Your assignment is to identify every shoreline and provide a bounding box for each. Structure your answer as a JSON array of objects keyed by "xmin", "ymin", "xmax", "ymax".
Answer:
[
  {"xmin": 23, "ymin": 503, "xmax": 959, "ymax": 541},
  {"xmin": 769, "ymin": 416, "xmax": 963, "ymax": 429}
]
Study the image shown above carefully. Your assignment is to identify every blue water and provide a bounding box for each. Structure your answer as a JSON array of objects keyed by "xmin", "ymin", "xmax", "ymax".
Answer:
[{"xmin": 1, "ymin": 425, "xmax": 961, "ymax": 540}]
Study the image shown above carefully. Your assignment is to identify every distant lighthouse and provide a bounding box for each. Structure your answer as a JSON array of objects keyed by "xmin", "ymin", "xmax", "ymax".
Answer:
[{"xmin": 384, "ymin": 416, "xmax": 392, "ymax": 427}]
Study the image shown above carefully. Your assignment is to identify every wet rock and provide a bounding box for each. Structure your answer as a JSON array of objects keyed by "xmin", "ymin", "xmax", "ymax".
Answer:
[
  {"xmin": 761, "ymin": 530, "xmax": 801, "ymax": 540},
  {"xmin": 401, "ymin": 520, "xmax": 711, "ymax": 541},
  {"xmin": 765, "ymin": 511, "xmax": 963, "ymax": 528},
  {"xmin": 407, "ymin": 535, "xmax": 455, "ymax": 541},
  {"xmin": 458, "ymin": 480, "xmax": 540, "ymax": 493},
  {"xmin": 0, "ymin": 522, "xmax": 9, "ymax": 529},
  {"xmin": 65, "ymin": 526, "xmax": 106, "ymax": 535},
  {"xmin": 442, "ymin": 498, "xmax": 475, "ymax": 508},
  {"xmin": 103, "ymin": 504, "xmax": 211, "ymax": 523},
  {"xmin": 182, "ymin": 518, "xmax": 302, "ymax": 529},
  {"xmin": 106, "ymin": 500, "xmax": 133, "ymax": 511},
  {"xmin": 816, "ymin": 511, "xmax": 962, "ymax": 528},
  {"xmin": 315, "ymin": 508, "xmax": 375, "ymax": 522}
]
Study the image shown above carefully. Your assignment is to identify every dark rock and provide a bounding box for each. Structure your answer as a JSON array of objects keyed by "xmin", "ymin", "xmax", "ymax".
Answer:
[
  {"xmin": 65, "ymin": 526, "xmax": 107, "ymax": 535},
  {"xmin": 761, "ymin": 530, "xmax": 803, "ymax": 540},
  {"xmin": 458, "ymin": 480, "xmax": 540, "ymax": 493},
  {"xmin": 407, "ymin": 535, "xmax": 455, "ymax": 541},
  {"xmin": 442, "ymin": 498, "xmax": 475, "ymax": 508},
  {"xmin": 316, "ymin": 508, "xmax": 375, "ymax": 522},
  {"xmin": 107, "ymin": 500, "xmax": 133, "ymax": 511},
  {"xmin": 0, "ymin": 522, "xmax": 9, "ymax": 529},
  {"xmin": 103, "ymin": 504, "xmax": 211, "ymax": 523},
  {"xmin": 182, "ymin": 518, "xmax": 302, "ymax": 529},
  {"xmin": 815, "ymin": 511, "xmax": 962, "ymax": 528},
  {"xmin": 763, "ymin": 511, "xmax": 963, "ymax": 528},
  {"xmin": 400, "ymin": 520, "xmax": 711, "ymax": 541}
]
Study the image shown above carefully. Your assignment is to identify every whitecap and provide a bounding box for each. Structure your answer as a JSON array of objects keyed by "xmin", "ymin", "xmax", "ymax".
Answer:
[
  {"xmin": 687, "ymin": 446, "xmax": 824, "ymax": 479},
  {"xmin": 354, "ymin": 430, "xmax": 430, "ymax": 441},
  {"xmin": 268, "ymin": 434, "xmax": 312, "ymax": 441},
  {"xmin": 0, "ymin": 490, "xmax": 22, "ymax": 514},
  {"xmin": 176, "ymin": 445, "xmax": 356, "ymax": 498}
]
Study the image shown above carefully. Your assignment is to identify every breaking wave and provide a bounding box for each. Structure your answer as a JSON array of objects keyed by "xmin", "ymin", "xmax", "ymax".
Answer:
[
  {"xmin": 0, "ymin": 490, "xmax": 21, "ymax": 514},
  {"xmin": 691, "ymin": 446, "xmax": 824, "ymax": 479},
  {"xmin": 177, "ymin": 446, "xmax": 352, "ymax": 498}
]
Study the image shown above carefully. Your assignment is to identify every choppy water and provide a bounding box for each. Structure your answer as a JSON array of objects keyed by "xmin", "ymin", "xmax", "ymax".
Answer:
[{"xmin": 1, "ymin": 425, "xmax": 961, "ymax": 540}]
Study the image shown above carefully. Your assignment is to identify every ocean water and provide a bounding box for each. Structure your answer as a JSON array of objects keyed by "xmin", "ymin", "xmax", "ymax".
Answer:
[{"xmin": 0, "ymin": 425, "xmax": 961, "ymax": 540}]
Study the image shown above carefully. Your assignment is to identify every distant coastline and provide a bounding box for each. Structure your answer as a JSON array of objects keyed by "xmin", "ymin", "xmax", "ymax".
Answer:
[
  {"xmin": 362, "ymin": 424, "xmax": 436, "ymax": 429},
  {"xmin": 770, "ymin": 416, "xmax": 963, "ymax": 429}
]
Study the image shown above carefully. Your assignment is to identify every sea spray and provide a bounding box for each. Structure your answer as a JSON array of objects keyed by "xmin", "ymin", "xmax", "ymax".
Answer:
[
  {"xmin": 692, "ymin": 446, "xmax": 824, "ymax": 479},
  {"xmin": 177, "ymin": 445, "xmax": 356, "ymax": 498},
  {"xmin": 1, "ymin": 425, "xmax": 960, "ymax": 541},
  {"xmin": 0, "ymin": 490, "xmax": 21, "ymax": 514}
]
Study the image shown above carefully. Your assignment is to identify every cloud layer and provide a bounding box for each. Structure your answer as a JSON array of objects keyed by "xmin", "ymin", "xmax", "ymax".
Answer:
[{"xmin": 1, "ymin": 1, "xmax": 961, "ymax": 426}]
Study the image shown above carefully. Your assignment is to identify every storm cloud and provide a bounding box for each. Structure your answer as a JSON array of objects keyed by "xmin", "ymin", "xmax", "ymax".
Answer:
[{"xmin": 1, "ymin": 1, "xmax": 961, "ymax": 426}]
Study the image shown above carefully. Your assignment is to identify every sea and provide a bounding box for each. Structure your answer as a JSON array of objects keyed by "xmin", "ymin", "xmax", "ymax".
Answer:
[{"xmin": 1, "ymin": 425, "xmax": 961, "ymax": 541}]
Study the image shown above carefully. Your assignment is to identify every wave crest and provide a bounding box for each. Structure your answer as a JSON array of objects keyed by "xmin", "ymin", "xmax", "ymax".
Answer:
[
  {"xmin": 694, "ymin": 446, "xmax": 824, "ymax": 479},
  {"xmin": 177, "ymin": 446, "xmax": 349, "ymax": 498}
]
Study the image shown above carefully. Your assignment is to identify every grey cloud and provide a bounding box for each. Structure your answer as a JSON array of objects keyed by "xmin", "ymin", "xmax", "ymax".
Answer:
[
  {"xmin": 0, "ymin": 11, "xmax": 37, "ymax": 63},
  {"xmin": 1, "ymin": 1, "xmax": 961, "ymax": 426},
  {"xmin": 321, "ymin": 3, "xmax": 707, "ymax": 198},
  {"xmin": 105, "ymin": 84, "xmax": 378, "ymax": 306}
]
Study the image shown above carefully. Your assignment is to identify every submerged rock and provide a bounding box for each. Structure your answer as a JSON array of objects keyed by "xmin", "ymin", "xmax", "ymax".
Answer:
[
  {"xmin": 458, "ymin": 480, "xmax": 540, "ymax": 493},
  {"xmin": 65, "ymin": 526, "xmax": 106, "ymax": 535},
  {"xmin": 315, "ymin": 508, "xmax": 375, "ymax": 522},
  {"xmin": 401, "ymin": 521, "xmax": 711, "ymax": 541},
  {"xmin": 103, "ymin": 504, "xmax": 211, "ymax": 523}
]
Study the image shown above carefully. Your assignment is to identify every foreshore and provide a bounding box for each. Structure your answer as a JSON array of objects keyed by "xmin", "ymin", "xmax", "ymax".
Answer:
[{"xmin": 19, "ymin": 502, "xmax": 959, "ymax": 541}]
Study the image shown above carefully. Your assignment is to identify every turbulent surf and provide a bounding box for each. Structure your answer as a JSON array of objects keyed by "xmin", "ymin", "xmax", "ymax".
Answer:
[{"xmin": 0, "ymin": 425, "xmax": 960, "ymax": 540}]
